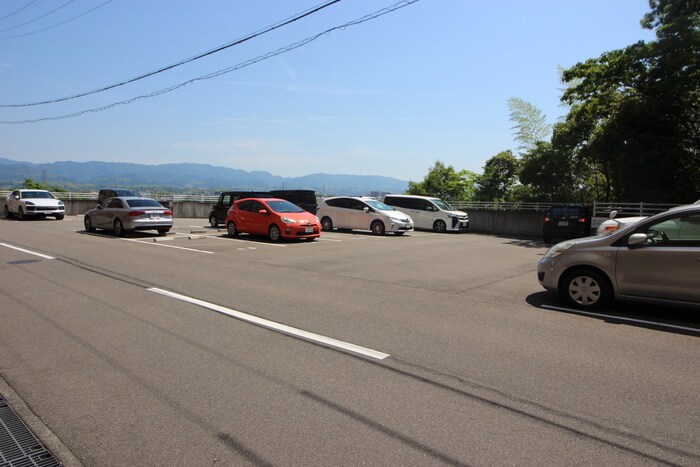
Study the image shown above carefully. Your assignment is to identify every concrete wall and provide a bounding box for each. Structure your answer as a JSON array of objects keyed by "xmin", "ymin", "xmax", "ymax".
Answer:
[
  {"xmin": 3, "ymin": 199, "xmax": 552, "ymax": 238},
  {"xmin": 465, "ymin": 209, "xmax": 544, "ymax": 238}
]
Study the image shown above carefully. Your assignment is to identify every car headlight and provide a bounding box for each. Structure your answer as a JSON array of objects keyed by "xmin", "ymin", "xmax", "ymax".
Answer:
[
  {"xmin": 24, "ymin": 201, "xmax": 35, "ymax": 206},
  {"xmin": 58, "ymin": 201, "xmax": 64, "ymax": 206},
  {"xmin": 543, "ymin": 241, "xmax": 576, "ymax": 259},
  {"xmin": 280, "ymin": 217, "xmax": 297, "ymax": 224}
]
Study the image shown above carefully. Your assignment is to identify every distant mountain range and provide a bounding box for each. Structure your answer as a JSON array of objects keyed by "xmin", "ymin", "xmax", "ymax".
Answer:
[{"xmin": 0, "ymin": 158, "xmax": 409, "ymax": 196}]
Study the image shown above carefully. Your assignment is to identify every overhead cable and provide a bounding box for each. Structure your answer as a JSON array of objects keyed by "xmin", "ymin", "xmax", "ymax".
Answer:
[
  {"xmin": 0, "ymin": 0, "xmax": 43, "ymax": 23},
  {"xmin": 0, "ymin": 0, "xmax": 114, "ymax": 40},
  {"xmin": 0, "ymin": 0, "xmax": 342, "ymax": 107},
  {"xmin": 0, "ymin": 0, "xmax": 77, "ymax": 33},
  {"xmin": 1, "ymin": 0, "xmax": 419, "ymax": 125}
]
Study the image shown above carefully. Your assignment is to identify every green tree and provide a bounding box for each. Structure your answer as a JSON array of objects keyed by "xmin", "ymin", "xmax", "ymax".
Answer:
[
  {"xmin": 22, "ymin": 178, "xmax": 66, "ymax": 192},
  {"xmin": 507, "ymin": 97, "xmax": 552, "ymax": 154},
  {"xmin": 475, "ymin": 151, "xmax": 520, "ymax": 201},
  {"xmin": 407, "ymin": 161, "xmax": 477, "ymax": 201},
  {"xmin": 556, "ymin": 0, "xmax": 700, "ymax": 202},
  {"xmin": 519, "ymin": 142, "xmax": 585, "ymax": 202}
]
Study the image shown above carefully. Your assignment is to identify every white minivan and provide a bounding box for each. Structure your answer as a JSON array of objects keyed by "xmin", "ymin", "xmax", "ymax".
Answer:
[
  {"xmin": 383, "ymin": 195, "xmax": 469, "ymax": 233},
  {"xmin": 317, "ymin": 196, "xmax": 413, "ymax": 235}
]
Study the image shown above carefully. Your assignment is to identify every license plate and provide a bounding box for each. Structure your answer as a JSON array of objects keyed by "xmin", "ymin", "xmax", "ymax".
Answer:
[
  {"xmin": 558, "ymin": 221, "xmax": 569, "ymax": 226},
  {"xmin": 150, "ymin": 214, "xmax": 160, "ymax": 219},
  {"xmin": 305, "ymin": 227, "xmax": 313, "ymax": 233}
]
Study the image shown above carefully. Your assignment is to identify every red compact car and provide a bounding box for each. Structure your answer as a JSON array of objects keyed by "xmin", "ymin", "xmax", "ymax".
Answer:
[{"xmin": 225, "ymin": 198, "xmax": 321, "ymax": 242}]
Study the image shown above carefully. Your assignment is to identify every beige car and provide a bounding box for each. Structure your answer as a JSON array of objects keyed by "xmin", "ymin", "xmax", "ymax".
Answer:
[{"xmin": 538, "ymin": 204, "xmax": 700, "ymax": 309}]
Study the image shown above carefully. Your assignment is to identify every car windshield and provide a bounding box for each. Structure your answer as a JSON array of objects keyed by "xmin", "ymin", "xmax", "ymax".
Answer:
[
  {"xmin": 126, "ymin": 199, "xmax": 163, "ymax": 208},
  {"xmin": 365, "ymin": 199, "xmax": 394, "ymax": 211},
  {"xmin": 433, "ymin": 199, "xmax": 455, "ymax": 211},
  {"xmin": 22, "ymin": 191, "xmax": 54, "ymax": 199},
  {"xmin": 267, "ymin": 200, "xmax": 304, "ymax": 213}
]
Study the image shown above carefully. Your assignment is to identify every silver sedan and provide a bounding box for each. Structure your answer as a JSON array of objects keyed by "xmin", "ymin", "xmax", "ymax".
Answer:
[{"xmin": 84, "ymin": 197, "xmax": 172, "ymax": 236}]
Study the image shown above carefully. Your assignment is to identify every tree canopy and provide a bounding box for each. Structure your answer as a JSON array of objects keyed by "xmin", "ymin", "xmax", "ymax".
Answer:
[{"xmin": 406, "ymin": 161, "xmax": 477, "ymax": 201}]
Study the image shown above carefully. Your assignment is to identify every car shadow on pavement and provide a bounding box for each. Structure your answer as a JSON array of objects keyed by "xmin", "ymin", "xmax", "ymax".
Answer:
[
  {"xmin": 526, "ymin": 291, "xmax": 700, "ymax": 337},
  {"xmin": 502, "ymin": 238, "xmax": 548, "ymax": 249},
  {"xmin": 216, "ymin": 233, "xmax": 317, "ymax": 244},
  {"xmin": 78, "ymin": 230, "xmax": 167, "ymax": 239}
]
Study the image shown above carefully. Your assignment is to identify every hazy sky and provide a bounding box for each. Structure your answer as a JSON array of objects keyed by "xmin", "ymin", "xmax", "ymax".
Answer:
[{"xmin": 1, "ymin": 0, "xmax": 656, "ymax": 182}]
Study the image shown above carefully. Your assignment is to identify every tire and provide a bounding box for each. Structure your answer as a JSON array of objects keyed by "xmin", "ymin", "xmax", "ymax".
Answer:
[
  {"xmin": 18, "ymin": 207, "xmax": 25, "ymax": 220},
  {"xmin": 84, "ymin": 215, "xmax": 95, "ymax": 232},
  {"xmin": 55, "ymin": 214, "xmax": 64, "ymax": 220},
  {"xmin": 269, "ymin": 224, "xmax": 282, "ymax": 242},
  {"xmin": 114, "ymin": 218, "xmax": 126, "ymax": 237},
  {"xmin": 371, "ymin": 220, "xmax": 385, "ymax": 236},
  {"xmin": 226, "ymin": 221, "xmax": 238, "ymax": 237},
  {"xmin": 321, "ymin": 217, "xmax": 333, "ymax": 232},
  {"xmin": 157, "ymin": 228, "xmax": 169, "ymax": 236},
  {"xmin": 209, "ymin": 216, "xmax": 218, "ymax": 228},
  {"xmin": 433, "ymin": 219, "xmax": 447, "ymax": 233},
  {"xmin": 4, "ymin": 205, "xmax": 12, "ymax": 219},
  {"xmin": 559, "ymin": 269, "xmax": 612, "ymax": 309}
]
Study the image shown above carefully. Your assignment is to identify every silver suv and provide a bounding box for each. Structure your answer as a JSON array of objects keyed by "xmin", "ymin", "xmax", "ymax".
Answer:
[{"xmin": 538, "ymin": 204, "xmax": 700, "ymax": 309}]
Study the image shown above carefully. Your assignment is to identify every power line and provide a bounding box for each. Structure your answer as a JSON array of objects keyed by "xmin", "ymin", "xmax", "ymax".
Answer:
[
  {"xmin": 0, "ymin": 0, "xmax": 342, "ymax": 107},
  {"xmin": 0, "ymin": 0, "xmax": 43, "ymax": 23},
  {"xmin": 1, "ymin": 0, "xmax": 420, "ymax": 125},
  {"xmin": 0, "ymin": 0, "xmax": 77, "ymax": 33},
  {"xmin": 0, "ymin": 0, "xmax": 114, "ymax": 40}
]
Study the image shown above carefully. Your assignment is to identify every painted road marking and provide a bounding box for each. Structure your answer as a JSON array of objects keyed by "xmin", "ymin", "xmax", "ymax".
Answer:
[
  {"xmin": 0, "ymin": 243, "xmax": 55, "ymax": 259},
  {"xmin": 148, "ymin": 287, "xmax": 390, "ymax": 360},
  {"xmin": 123, "ymin": 238, "xmax": 214, "ymax": 254},
  {"xmin": 541, "ymin": 304, "xmax": 700, "ymax": 334},
  {"xmin": 209, "ymin": 236, "xmax": 287, "ymax": 247}
]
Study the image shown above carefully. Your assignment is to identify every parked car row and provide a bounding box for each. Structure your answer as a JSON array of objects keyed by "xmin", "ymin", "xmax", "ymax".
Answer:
[{"xmin": 222, "ymin": 194, "xmax": 472, "ymax": 242}]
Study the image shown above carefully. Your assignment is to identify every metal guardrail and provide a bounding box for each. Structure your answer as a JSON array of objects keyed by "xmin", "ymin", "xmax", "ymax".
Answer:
[
  {"xmin": 0, "ymin": 190, "xmax": 683, "ymax": 216},
  {"xmin": 448, "ymin": 200, "xmax": 681, "ymax": 217}
]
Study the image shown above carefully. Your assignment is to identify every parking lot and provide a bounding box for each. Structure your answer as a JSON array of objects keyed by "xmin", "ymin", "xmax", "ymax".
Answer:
[{"xmin": 1, "ymin": 216, "xmax": 699, "ymax": 466}]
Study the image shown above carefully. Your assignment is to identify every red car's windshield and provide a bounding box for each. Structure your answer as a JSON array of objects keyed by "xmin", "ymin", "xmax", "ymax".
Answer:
[{"xmin": 267, "ymin": 200, "xmax": 305, "ymax": 213}]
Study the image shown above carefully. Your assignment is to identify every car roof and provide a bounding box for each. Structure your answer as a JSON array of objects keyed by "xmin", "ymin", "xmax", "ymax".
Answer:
[
  {"xmin": 234, "ymin": 197, "xmax": 285, "ymax": 202},
  {"xmin": 385, "ymin": 194, "xmax": 439, "ymax": 200}
]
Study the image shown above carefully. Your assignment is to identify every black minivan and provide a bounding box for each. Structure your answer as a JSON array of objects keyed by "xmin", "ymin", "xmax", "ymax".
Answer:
[
  {"xmin": 208, "ymin": 191, "xmax": 272, "ymax": 227},
  {"xmin": 542, "ymin": 204, "xmax": 592, "ymax": 243},
  {"xmin": 270, "ymin": 190, "xmax": 317, "ymax": 214}
]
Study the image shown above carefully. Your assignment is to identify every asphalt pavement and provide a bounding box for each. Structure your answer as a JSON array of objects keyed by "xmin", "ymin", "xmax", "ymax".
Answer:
[{"xmin": 1, "ymin": 216, "xmax": 698, "ymax": 466}]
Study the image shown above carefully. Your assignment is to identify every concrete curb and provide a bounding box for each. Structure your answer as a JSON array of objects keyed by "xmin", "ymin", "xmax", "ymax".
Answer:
[{"xmin": 0, "ymin": 375, "xmax": 84, "ymax": 467}]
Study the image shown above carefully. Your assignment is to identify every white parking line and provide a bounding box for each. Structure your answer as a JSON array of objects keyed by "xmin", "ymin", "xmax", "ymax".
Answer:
[
  {"xmin": 0, "ymin": 243, "xmax": 55, "ymax": 259},
  {"xmin": 208, "ymin": 236, "xmax": 287, "ymax": 247},
  {"xmin": 148, "ymin": 288, "xmax": 390, "ymax": 360},
  {"xmin": 541, "ymin": 304, "xmax": 700, "ymax": 334},
  {"xmin": 123, "ymin": 238, "xmax": 214, "ymax": 254}
]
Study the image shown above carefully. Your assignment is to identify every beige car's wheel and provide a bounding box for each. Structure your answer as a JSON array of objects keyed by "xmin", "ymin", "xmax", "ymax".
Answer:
[{"xmin": 560, "ymin": 269, "xmax": 611, "ymax": 309}]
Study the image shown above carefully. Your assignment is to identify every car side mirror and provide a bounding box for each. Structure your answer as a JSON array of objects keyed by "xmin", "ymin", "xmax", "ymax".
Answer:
[
  {"xmin": 628, "ymin": 233, "xmax": 649, "ymax": 247},
  {"xmin": 609, "ymin": 210, "xmax": 618, "ymax": 220},
  {"xmin": 363, "ymin": 207, "xmax": 370, "ymax": 213},
  {"xmin": 14, "ymin": 195, "xmax": 20, "ymax": 200},
  {"xmin": 258, "ymin": 209, "xmax": 269, "ymax": 215}
]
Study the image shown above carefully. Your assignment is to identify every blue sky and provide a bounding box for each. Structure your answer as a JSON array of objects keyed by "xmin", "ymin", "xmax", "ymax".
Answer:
[{"xmin": 1, "ymin": 0, "xmax": 656, "ymax": 182}]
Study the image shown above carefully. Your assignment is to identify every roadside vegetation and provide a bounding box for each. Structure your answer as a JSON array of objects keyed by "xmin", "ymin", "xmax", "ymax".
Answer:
[{"xmin": 409, "ymin": 0, "xmax": 699, "ymax": 204}]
